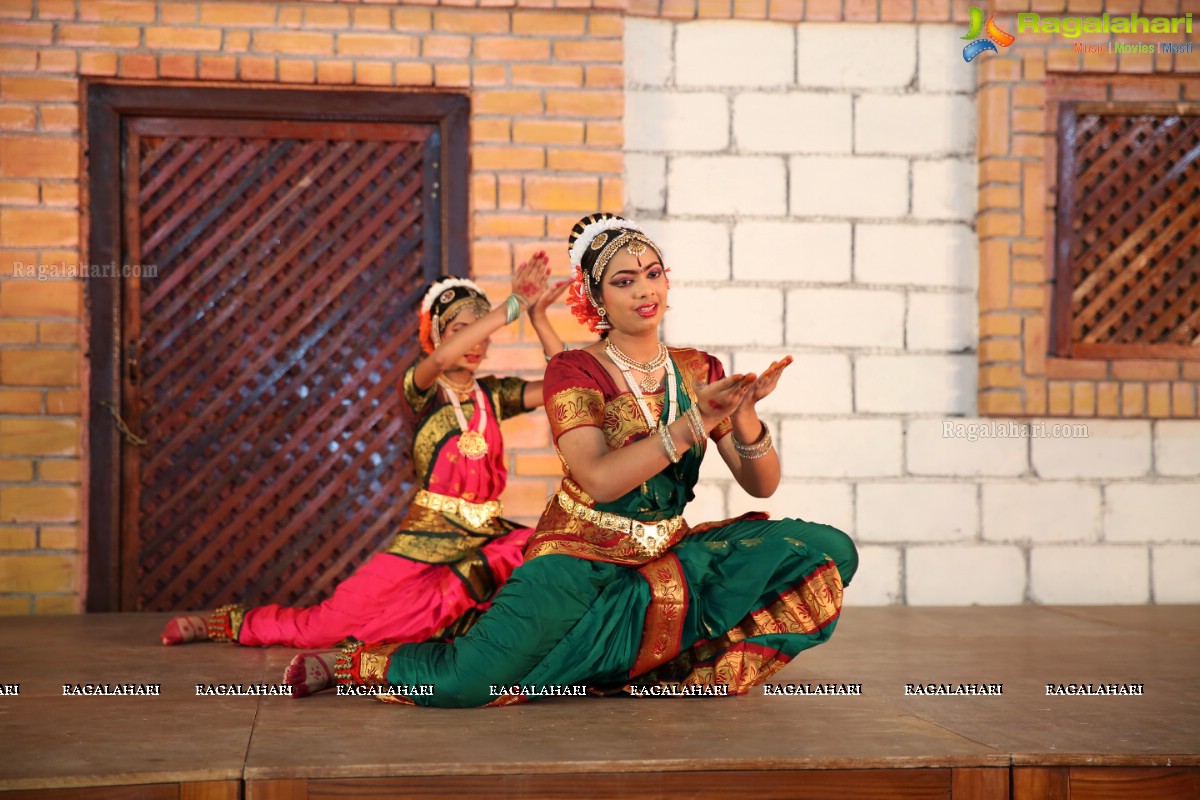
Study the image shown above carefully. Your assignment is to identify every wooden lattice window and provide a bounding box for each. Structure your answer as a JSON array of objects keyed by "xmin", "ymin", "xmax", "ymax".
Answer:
[
  {"xmin": 1052, "ymin": 104, "xmax": 1200, "ymax": 361},
  {"xmin": 85, "ymin": 84, "xmax": 468, "ymax": 612}
]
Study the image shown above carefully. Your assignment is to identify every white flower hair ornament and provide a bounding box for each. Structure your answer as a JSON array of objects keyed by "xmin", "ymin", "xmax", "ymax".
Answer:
[
  {"xmin": 419, "ymin": 277, "xmax": 487, "ymax": 316},
  {"xmin": 568, "ymin": 216, "xmax": 647, "ymax": 269}
]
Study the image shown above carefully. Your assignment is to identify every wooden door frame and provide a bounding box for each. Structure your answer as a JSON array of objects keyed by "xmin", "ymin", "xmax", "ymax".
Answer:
[{"xmin": 83, "ymin": 81, "xmax": 470, "ymax": 611}]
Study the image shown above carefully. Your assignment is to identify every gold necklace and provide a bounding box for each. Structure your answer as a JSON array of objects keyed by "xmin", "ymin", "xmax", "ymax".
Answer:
[
  {"xmin": 606, "ymin": 340, "xmax": 667, "ymax": 393},
  {"xmin": 437, "ymin": 378, "xmax": 488, "ymax": 459},
  {"xmin": 606, "ymin": 341, "xmax": 677, "ymax": 431},
  {"xmin": 439, "ymin": 372, "xmax": 475, "ymax": 396}
]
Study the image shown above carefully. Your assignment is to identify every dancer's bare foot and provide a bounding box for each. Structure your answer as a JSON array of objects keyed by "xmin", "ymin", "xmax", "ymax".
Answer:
[
  {"xmin": 284, "ymin": 651, "xmax": 338, "ymax": 698},
  {"xmin": 161, "ymin": 614, "xmax": 209, "ymax": 646}
]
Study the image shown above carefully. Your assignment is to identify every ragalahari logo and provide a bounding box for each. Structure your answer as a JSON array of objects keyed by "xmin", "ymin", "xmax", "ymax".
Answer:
[{"xmin": 962, "ymin": 6, "xmax": 1016, "ymax": 62}]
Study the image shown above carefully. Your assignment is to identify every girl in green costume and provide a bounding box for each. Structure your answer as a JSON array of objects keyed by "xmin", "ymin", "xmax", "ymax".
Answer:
[{"xmin": 297, "ymin": 213, "xmax": 858, "ymax": 705}]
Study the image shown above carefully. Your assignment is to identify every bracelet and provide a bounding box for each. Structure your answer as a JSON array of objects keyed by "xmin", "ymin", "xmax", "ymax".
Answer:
[
  {"xmin": 658, "ymin": 425, "xmax": 681, "ymax": 464},
  {"xmin": 732, "ymin": 423, "xmax": 773, "ymax": 460},
  {"xmin": 684, "ymin": 406, "xmax": 706, "ymax": 446},
  {"xmin": 504, "ymin": 293, "xmax": 522, "ymax": 324}
]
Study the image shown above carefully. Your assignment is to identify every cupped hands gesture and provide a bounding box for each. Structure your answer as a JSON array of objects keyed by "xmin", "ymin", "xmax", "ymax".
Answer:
[{"xmin": 512, "ymin": 251, "xmax": 551, "ymax": 306}]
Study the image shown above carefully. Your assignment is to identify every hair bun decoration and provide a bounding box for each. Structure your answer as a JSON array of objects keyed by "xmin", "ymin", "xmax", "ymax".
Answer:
[{"xmin": 567, "ymin": 213, "xmax": 645, "ymax": 269}]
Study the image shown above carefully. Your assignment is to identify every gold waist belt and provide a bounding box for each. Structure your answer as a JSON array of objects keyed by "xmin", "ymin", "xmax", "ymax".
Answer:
[
  {"xmin": 415, "ymin": 489, "xmax": 502, "ymax": 529},
  {"xmin": 556, "ymin": 491, "xmax": 682, "ymax": 560}
]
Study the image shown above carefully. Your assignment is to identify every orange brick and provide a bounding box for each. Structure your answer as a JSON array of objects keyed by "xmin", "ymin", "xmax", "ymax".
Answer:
[
  {"xmin": 199, "ymin": 2, "xmax": 276, "ymax": 26},
  {"xmin": 316, "ymin": 60, "xmax": 353, "ymax": 85},
  {"xmin": 78, "ymin": 1, "xmax": 154, "ymax": 22},
  {"xmin": 1072, "ymin": 381, "xmax": 1096, "ymax": 416},
  {"xmin": 978, "ymin": 390, "xmax": 1024, "ymax": 415},
  {"xmin": 434, "ymin": 63, "xmax": 471, "ymax": 88},
  {"xmin": 354, "ymin": 61, "xmax": 390, "ymax": 86},
  {"xmin": 199, "ymin": 55, "xmax": 238, "ymax": 81},
  {"xmin": 0, "ymin": 552, "xmax": 75, "ymax": 589},
  {"xmin": 1012, "ymin": 85, "xmax": 1046, "ymax": 109},
  {"xmin": 392, "ymin": 7, "xmax": 433, "ymax": 32},
  {"xmin": 980, "ymin": 57, "xmax": 1021, "ymax": 84},
  {"xmin": 512, "ymin": 451, "xmax": 565, "ymax": 478},
  {"xmin": 305, "ymin": 5, "xmax": 349, "ymax": 28},
  {"xmin": 434, "ymin": 10, "xmax": 509, "ymax": 34},
  {"xmin": 981, "ymin": 364, "xmax": 1022, "ymax": 389},
  {"xmin": 1095, "ymin": 381, "xmax": 1120, "ymax": 416},
  {"xmin": 1183, "ymin": 362, "xmax": 1200, "ymax": 381},
  {"xmin": 1012, "ymin": 258, "xmax": 1045, "ymax": 284},
  {"xmin": 734, "ymin": 0, "xmax": 768, "ymax": 18},
  {"xmin": 472, "ymin": 240, "xmax": 510, "ymax": 274},
  {"xmin": 659, "ymin": 0, "xmax": 697, "ymax": 19},
  {"xmin": 471, "ymin": 173, "xmax": 497, "ymax": 212},
  {"xmin": 475, "ymin": 90, "xmax": 543, "ymax": 115},
  {"xmin": 238, "ymin": 56, "xmax": 275, "ymax": 82},
  {"xmin": 279, "ymin": 60, "xmax": 315, "ymax": 84},
  {"xmin": 40, "ymin": 106, "xmax": 79, "ymax": 132},
  {"xmin": 526, "ymin": 176, "xmax": 598, "ymax": 212},
  {"xmin": 38, "ymin": 321, "xmax": 77, "ymax": 344},
  {"xmin": 497, "ymin": 175, "xmax": 522, "ymax": 209},
  {"xmin": 0, "ymin": 48, "xmax": 35, "ymax": 70},
  {"xmin": 980, "ymin": 158, "xmax": 1021, "ymax": 185},
  {"xmin": 588, "ymin": 13, "xmax": 623, "ymax": 37},
  {"xmin": 160, "ymin": 54, "xmax": 197, "ymax": 79},
  {"xmin": 0, "ymin": 596, "xmax": 32, "ymax": 614},
  {"xmin": 547, "ymin": 149, "xmax": 623, "ymax": 174},
  {"xmin": 513, "ymin": 11, "xmax": 586, "ymax": 36},
  {"xmin": 511, "ymin": 64, "xmax": 584, "ymax": 87},
  {"xmin": 225, "ymin": 30, "xmax": 249, "ymax": 52},
  {"xmin": 352, "ymin": 7, "xmax": 390, "ymax": 29},
  {"xmin": 980, "ymin": 185, "xmax": 1021, "ymax": 209},
  {"xmin": 46, "ymin": 389, "xmax": 78, "ymax": 414},
  {"xmin": 1111, "ymin": 359, "xmax": 1180, "ymax": 381},
  {"xmin": 474, "ymin": 214, "xmax": 545, "ymax": 238},
  {"xmin": 980, "ymin": 313, "xmax": 1022, "ymax": 337},
  {"xmin": 254, "ymin": 31, "xmax": 333, "ymax": 56},
  {"xmin": 35, "ymin": 594, "xmax": 78, "ymax": 614},
  {"xmin": 0, "ymin": 280, "xmax": 81, "ymax": 317},
  {"xmin": 38, "ymin": 459, "xmax": 80, "ymax": 482},
  {"xmin": 980, "ymin": 338, "xmax": 1022, "ymax": 363},
  {"xmin": 119, "ymin": 53, "xmax": 157, "ymax": 79},
  {"xmin": 33, "ymin": 0, "xmax": 73, "ymax": 19},
  {"xmin": 498, "ymin": 477, "xmax": 553, "ymax": 523},
  {"xmin": 1118, "ymin": 51, "xmax": 1155, "ymax": 73},
  {"xmin": 0, "ymin": 526, "xmax": 36, "ymax": 549},
  {"xmin": 145, "ymin": 27, "xmax": 223, "ymax": 50},
  {"xmin": 697, "ymin": 0, "xmax": 731, "ymax": 17},
  {"xmin": 0, "ymin": 0, "xmax": 32, "ymax": 19},
  {"xmin": 978, "ymin": 239, "xmax": 1010, "ymax": 311},
  {"xmin": 473, "ymin": 146, "xmax": 544, "ymax": 171},
  {"xmin": 498, "ymin": 407, "xmax": 550, "ymax": 448},
  {"xmin": 546, "ymin": 91, "xmax": 622, "ymax": 118},
  {"xmin": 0, "ymin": 390, "xmax": 40, "ymax": 413},
  {"xmin": 553, "ymin": 40, "xmax": 622, "ymax": 62},
  {"xmin": 37, "ymin": 49, "xmax": 76, "ymax": 73},
  {"xmin": 586, "ymin": 121, "xmax": 622, "ymax": 147},
  {"xmin": 0, "ymin": 105, "xmax": 36, "ymax": 131},
  {"xmin": 277, "ymin": 5, "xmax": 301, "ymax": 28},
  {"xmin": 585, "ymin": 65, "xmax": 623, "ymax": 88},
  {"xmin": 161, "ymin": 2, "xmax": 198, "ymax": 24},
  {"xmin": 1048, "ymin": 380, "xmax": 1072, "ymax": 415},
  {"xmin": 0, "ymin": 209, "xmax": 77, "ymax": 247},
  {"xmin": 1171, "ymin": 382, "xmax": 1196, "ymax": 416},
  {"xmin": 394, "ymin": 63, "xmax": 434, "ymax": 86},
  {"xmin": 57, "ymin": 23, "xmax": 140, "ymax": 48},
  {"xmin": 423, "ymin": 34, "xmax": 471, "ymax": 59},
  {"xmin": 476, "ymin": 37, "xmax": 550, "ymax": 61},
  {"xmin": 0, "ymin": 350, "xmax": 78, "ymax": 386},
  {"xmin": 1146, "ymin": 381, "xmax": 1171, "ymax": 418},
  {"xmin": 1113, "ymin": 82, "xmax": 1181, "ymax": 102},
  {"xmin": 0, "ymin": 321, "xmax": 36, "ymax": 343},
  {"xmin": 1012, "ymin": 109, "xmax": 1044, "ymax": 134},
  {"xmin": 1044, "ymin": 358, "xmax": 1108, "ymax": 379},
  {"xmin": 0, "ymin": 21, "xmax": 52, "ymax": 44},
  {"xmin": 0, "ymin": 181, "xmax": 38, "ymax": 205},
  {"xmin": 513, "ymin": 119, "xmax": 584, "ymax": 146},
  {"xmin": 1120, "ymin": 382, "xmax": 1145, "ymax": 417},
  {"xmin": 769, "ymin": 0, "xmax": 805, "ymax": 21},
  {"xmin": 1012, "ymin": 286, "xmax": 1045, "ymax": 310},
  {"xmin": 337, "ymin": 33, "xmax": 420, "ymax": 58},
  {"xmin": 0, "ymin": 75, "xmax": 77, "ymax": 102},
  {"xmin": 0, "ymin": 460, "xmax": 32, "ymax": 482},
  {"xmin": 472, "ymin": 64, "xmax": 507, "ymax": 87},
  {"xmin": 1011, "ymin": 134, "xmax": 1045, "ymax": 159},
  {"xmin": 472, "ymin": 118, "xmax": 511, "ymax": 143},
  {"xmin": 978, "ymin": 85, "xmax": 1010, "ymax": 158},
  {"xmin": 977, "ymin": 211, "xmax": 1022, "ymax": 239},
  {"xmin": 0, "ymin": 425, "xmax": 72, "ymax": 464},
  {"xmin": 39, "ymin": 525, "xmax": 79, "ymax": 549}
]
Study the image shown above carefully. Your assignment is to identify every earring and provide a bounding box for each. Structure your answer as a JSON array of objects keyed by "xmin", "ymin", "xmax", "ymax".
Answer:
[{"xmin": 595, "ymin": 307, "xmax": 612, "ymax": 331}]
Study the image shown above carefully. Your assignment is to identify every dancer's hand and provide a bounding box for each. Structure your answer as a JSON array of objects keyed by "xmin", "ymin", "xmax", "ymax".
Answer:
[
  {"xmin": 734, "ymin": 356, "xmax": 792, "ymax": 418},
  {"xmin": 695, "ymin": 373, "xmax": 756, "ymax": 430},
  {"xmin": 513, "ymin": 250, "xmax": 551, "ymax": 306}
]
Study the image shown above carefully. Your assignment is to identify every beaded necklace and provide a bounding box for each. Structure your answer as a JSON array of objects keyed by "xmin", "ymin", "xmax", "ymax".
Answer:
[
  {"xmin": 605, "ymin": 340, "xmax": 677, "ymax": 431},
  {"xmin": 437, "ymin": 378, "xmax": 489, "ymax": 459}
]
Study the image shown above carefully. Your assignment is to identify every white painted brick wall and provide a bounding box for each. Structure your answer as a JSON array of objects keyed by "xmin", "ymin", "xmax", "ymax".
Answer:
[
  {"xmin": 623, "ymin": 17, "xmax": 1199, "ymax": 607},
  {"xmin": 855, "ymin": 354, "xmax": 976, "ymax": 415},
  {"xmin": 906, "ymin": 419, "xmax": 1028, "ymax": 477},
  {"xmin": 1031, "ymin": 421, "xmax": 1152, "ymax": 479},
  {"xmin": 907, "ymin": 292, "xmax": 977, "ymax": 352},
  {"xmin": 796, "ymin": 24, "xmax": 916, "ymax": 89},
  {"xmin": 1153, "ymin": 421, "xmax": 1200, "ymax": 476},
  {"xmin": 666, "ymin": 286, "xmax": 782, "ymax": 347},
  {"xmin": 907, "ymin": 546, "xmax": 1026, "ymax": 605},
  {"xmin": 649, "ymin": 219, "xmax": 730, "ymax": 281},
  {"xmin": 786, "ymin": 288, "xmax": 905, "ymax": 348},
  {"xmin": 781, "ymin": 419, "xmax": 903, "ymax": 478},
  {"xmin": 913, "ymin": 160, "xmax": 977, "ymax": 222},
  {"xmin": 733, "ymin": 221, "xmax": 852, "ymax": 283},
  {"xmin": 981, "ymin": 483, "xmax": 1101, "ymax": 543},
  {"xmin": 625, "ymin": 92, "xmax": 729, "ymax": 152},
  {"xmin": 669, "ymin": 156, "xmax": 787, "ymax": 216},
  {"xmin": 733, "ymin": 93, "xmax": 853, "ymax": 154},
  {"xmin": 1152, "ymin": 546, "xmax": 1200, "ymax": 603},
  {"xmin": 856, "ymin": 95, "xmax": 975, "ymax": 156},
  {"xmin": 1104, "ymin": 484, "xmax": 1200, "ymax": 542},
  {"xmin": 856, "ymin": 483, "xmax": 977, "ymax": 542},
  {"xmin": 855, "ymin": 224, "xmax": 977, "ymax": 289},
  {"xmin": 676, "ymin": 21, "xmax": 794, "ymax": 87},
  {"xmin": 624, "ymin": 153, "xmax": 665, "ymax": 212},
  {"xmin": 733, "ymin": 350, "xmax": 851, "ymax": 415},
  {"xmin": 790, "ymin": 157, "xmax": 909, "ymax": 218},
  {"xmin": 1030, "ymin": 547, "xmax": 1150, "ymax": 604}
]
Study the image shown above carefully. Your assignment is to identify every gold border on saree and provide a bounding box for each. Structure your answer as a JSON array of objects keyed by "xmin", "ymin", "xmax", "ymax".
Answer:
[
  {"xmin": 556, "ymin": 491, "xmax": 681, "ymax": 559},
  {"xmin": 415, "ymin": 489, "xmax": 502, "ymax": 529}
]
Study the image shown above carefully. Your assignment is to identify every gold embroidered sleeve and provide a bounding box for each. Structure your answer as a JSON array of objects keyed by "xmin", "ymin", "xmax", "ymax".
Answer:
[
  {"xmin": 547, "ymin": 386, "xmax": 605, "ymax": 442},
  {"xmin": 402, "ymin": 365, "xmax": 437, "ymax": 414},
  {"xmin": 494, "ymin": 376, "xmax": 530, "ymax": 421}
]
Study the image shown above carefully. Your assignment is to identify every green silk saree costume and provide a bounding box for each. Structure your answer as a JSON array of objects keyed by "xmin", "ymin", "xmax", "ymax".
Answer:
[{"xmin": 334, "ymin": 348, "xmax": 858, "ymax": 707}]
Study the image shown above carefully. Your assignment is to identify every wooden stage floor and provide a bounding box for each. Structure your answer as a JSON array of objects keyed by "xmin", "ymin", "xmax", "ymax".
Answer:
[{"xmin": 0, "ymin": 606, "xmax": 1197, "ymax": 799}]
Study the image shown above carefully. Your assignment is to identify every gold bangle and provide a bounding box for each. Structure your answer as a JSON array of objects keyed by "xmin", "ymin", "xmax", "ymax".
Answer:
[
  {"xmin": 732, "ymin": 423, "xmax": 773, "ymax": 459},
  {"xmin": 658, "ymin": 425, "xmax": 681, "ymax": 464},
  {"xmin": 685, "ymin": 406, "xmax": 706, "ymax": 446}
]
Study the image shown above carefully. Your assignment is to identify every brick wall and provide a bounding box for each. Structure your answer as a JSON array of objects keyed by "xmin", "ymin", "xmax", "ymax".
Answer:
[
  {"xmin": 625, "ymin": 7, "xmax": 1200, "ymax": 606},
  {"xmin": 0, "ymin": 0, "xmax": 626, "ymax": 614}
]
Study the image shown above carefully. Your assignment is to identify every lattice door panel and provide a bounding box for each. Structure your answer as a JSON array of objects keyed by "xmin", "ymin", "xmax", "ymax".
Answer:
[
  {"xmin": 124, "ymin": 118, "xmax": 440, "ymax": 611},
  {"xmin": 1055, "ymin": 107, "xmax": 1200, "ymax": 359}
]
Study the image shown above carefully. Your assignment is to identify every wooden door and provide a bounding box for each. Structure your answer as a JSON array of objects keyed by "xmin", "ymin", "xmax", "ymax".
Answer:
[{"xmin": 85, "ymin": 84, "xmax": 469, "ymax": 611}]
